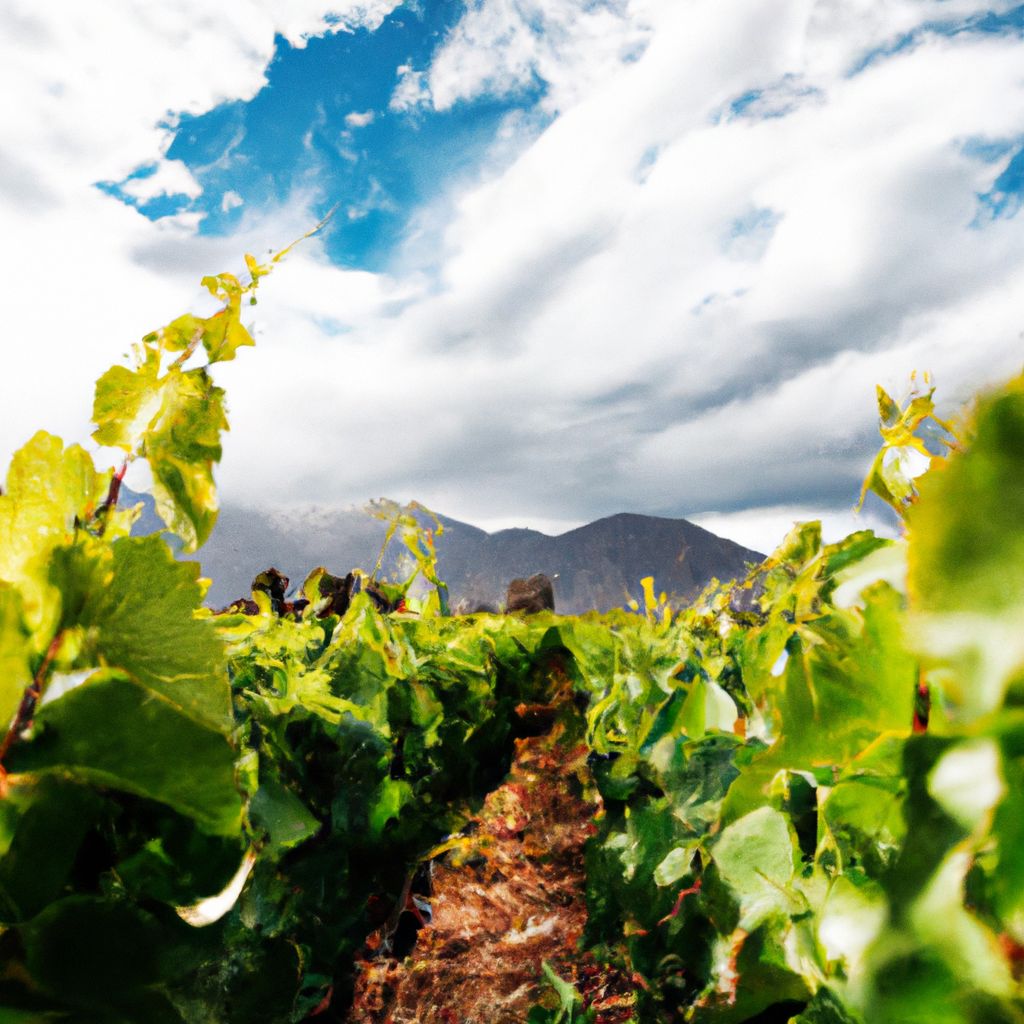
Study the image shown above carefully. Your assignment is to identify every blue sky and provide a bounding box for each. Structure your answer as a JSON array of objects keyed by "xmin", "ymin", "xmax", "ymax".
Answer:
[
  {"xmin": 98, "ymin": 5, "xmax": 547, "ymax": 272},
  {"xmin": 3, "ymin": 0, "xmax": 1024, "ymax": 552}
]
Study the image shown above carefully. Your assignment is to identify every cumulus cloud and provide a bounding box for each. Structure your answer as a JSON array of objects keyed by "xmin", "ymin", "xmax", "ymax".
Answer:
[
  {"xmin": 391, "ymin": 0, "xmax": 654, "ymax": 114},
  {"xmin": 389, "ymin": 63, "xmax": 432, "ymax": 112},
  {"xmin": 690, "ymin": 504, "xmax": 899, "ymax": 561},
  {"xmin": 119, "ymin": 160, "xmax": 203, "ymax": 202},
  {"xmin": 268, "ymin": 1, "xmax": 403, "ymax": 44},
  {"xmin": 0, "ymin": 0, "xmax": 401, "ymax": 460},
  {"xmin": 5, "ymin": 0, "xmax": 1024, "ymax": 556},
  {"xmin": 344, "ymin": 109, "xmax": 376, "ymax": 128}
]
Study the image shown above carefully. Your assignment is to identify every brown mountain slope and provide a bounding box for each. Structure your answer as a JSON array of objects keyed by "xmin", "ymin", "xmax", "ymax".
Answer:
[
  {"xmin": 434, "ymin": 512, "xmax": 763, "ymax": 613},
  {"xmin": 127, "ymin": 488, "xmax": 764, "ymax": 613}
]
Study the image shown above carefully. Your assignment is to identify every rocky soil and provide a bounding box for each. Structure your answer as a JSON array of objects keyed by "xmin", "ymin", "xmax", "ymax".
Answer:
[{"xmin": 347, "ymin": 706, "xmax": 637, "ymax": 1024}]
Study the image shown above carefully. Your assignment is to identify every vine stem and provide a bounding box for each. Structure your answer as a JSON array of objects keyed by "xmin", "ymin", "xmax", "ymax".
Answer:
[
  {"xmin": 94, "ymin": 326, "xmax": 203, "ymax": 539},
  {"xmin": 168, "ymin": 326, "xmax": 205, "ymax": 372},
  {"xmin": 0, "ymin": 630, "xmax": 65, "ymax": 768},
  {"xmin": 94, "ymin": 458, "xmax": 129, "ymax": 538}
]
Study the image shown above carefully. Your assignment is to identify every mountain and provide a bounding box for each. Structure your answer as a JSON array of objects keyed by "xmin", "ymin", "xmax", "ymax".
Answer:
[
  {"xmin": 200, "ymin": 508, "xmax": 766, "ymax": 613},
  {"xmin": 122, "ymin": 491, "xmax": 764, "ymax": 613},
  {"xmin": 414, "ymin": 512, "xmax": 764, "ymax": 614}
]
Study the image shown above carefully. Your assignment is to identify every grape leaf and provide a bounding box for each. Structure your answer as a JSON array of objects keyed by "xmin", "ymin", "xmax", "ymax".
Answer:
[
  {"xmin": 907, "ymin": 375, "xmax": 1024, "ymax": 721},
  {"xmin": 0, "ymin": 432, "xmax": 108, "ymax": 631},
  {"xmin": 91, "ymin": 352, "xmax": 161, "ymax": 452},
  {"xmin": 93, "ymin": 361, "xmax": 228, "ymax": 551},
  {"xmin": 0, "ymin": 776, "xmax": 104, "ymax": 923},
  {"xmin": 144, "ymin": 367, "xmax": 227, "ymax": 552},
  {"xmin": 711, "ymin": 806, "xmax": 799, "ymax": 929},
  {"xmin": 6, "ymin": 669, "xmax": 241, "ymax": 835},
  {"xmin": 0, "ymin": 584, "xmax": 33, "ymax": 733},
  {"xmin": 198, "ymin": 272, "xmax": 255, "ymax": 363},
  {"xmin": 51, "ymin": 536, "xmax": 231, "ymax": 733},
  {"xmin": 249, "ymin": 780, "xmax": 321, "ymax": 857}
]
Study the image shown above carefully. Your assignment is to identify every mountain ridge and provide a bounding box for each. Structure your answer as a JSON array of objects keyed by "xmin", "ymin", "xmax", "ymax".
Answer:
[{"xmin": 122, "ymin": 490, "xmax": 764, "ymax": 613}]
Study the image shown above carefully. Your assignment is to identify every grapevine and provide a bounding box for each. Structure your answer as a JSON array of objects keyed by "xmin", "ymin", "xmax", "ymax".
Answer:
[{"xmin": 0, "ymin": 248, "xmax": 1021, "ymax": 1024}]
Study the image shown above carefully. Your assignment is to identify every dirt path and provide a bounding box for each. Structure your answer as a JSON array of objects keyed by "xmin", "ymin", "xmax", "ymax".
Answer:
[{"xmin": 347, "ymin": 716, "xmax": 636, "ymax": 1023}]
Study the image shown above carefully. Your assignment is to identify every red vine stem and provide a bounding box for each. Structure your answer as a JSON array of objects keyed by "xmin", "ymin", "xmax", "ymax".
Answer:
[
  {"xmin": 168, "ymin": 326, "xmax": 205, "ymax": 372},
  {"xmin": 94, "ymin": 326, "xmax": 204, "ymax": 539},
  {"xmin": 0, "ymin": 630, "xmax": 65, "ymax": 768},
  {"xmin": 94, "ymin": 458, "xmax": 129, "ymax": 538}
]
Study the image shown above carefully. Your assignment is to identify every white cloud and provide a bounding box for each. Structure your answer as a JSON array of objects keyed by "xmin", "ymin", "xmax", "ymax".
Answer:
[
  {"xmin": 221, "ymin": 190, "xmax": 245, "ymax": 212},
  {"xmin": 392, "ymin": 0, "xmax": 655, "ymax": 115},
  {"xmin": 120, "ymin": 159, "xmax": 203, "ymax": 202},
  {"xmin": 344, "ymin": 109, "xmax": 376, "ymax": 128},
  {"xmin": 390, "ymin": 63, "xmax": 431, "ymax": 112},
  {"xmin": 258, "ymin": 1, "xmax": 404, "ymax": 46},
  {"xmin": 0, "ymin": 0, "xmax": 400, "ymax": 463},
  {"xmin": 690, "ymin": 503, "xmax": 898, "ymax": 560},
  {"xmin": 4, "ymin": 0, "xmax": 1024, "ymax": 544}
]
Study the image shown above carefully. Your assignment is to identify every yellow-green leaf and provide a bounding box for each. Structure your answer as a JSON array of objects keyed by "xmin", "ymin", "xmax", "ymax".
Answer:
[
  {"xmin": 145, "ymin": 367, "xmax": 228, "ymax": 551},
  {"xmin": 0, "ymin": 432, "xmax": 108, "ymax": 631},
  {"xmin": 91, "ymin": 351, "xmax": 162, "ymax": 452},
  {"xmin": 0, "ymin": 584, "xmax": 33, "ymax": 730},
  {"xmin": 50, "ymin": 535, "xmax": 231, "ymax": 732}
]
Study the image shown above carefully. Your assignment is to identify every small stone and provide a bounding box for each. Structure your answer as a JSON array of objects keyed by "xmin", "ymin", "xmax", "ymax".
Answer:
[{"xmin": 505, "ymin": 574, "xmax": 555, "ymax": 614}]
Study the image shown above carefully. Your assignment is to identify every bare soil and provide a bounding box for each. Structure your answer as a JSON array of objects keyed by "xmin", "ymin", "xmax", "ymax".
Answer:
[{"xmin": 347, "ymin": 711, "xmax": 637, "ymax": 1024}]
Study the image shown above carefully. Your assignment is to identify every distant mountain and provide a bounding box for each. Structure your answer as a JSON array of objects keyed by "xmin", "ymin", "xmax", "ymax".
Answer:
[
  {"xmin": 122, "ymin": 490, "xmax": 764, "ymax": 614},
  {"xmin": 417, "ymin": 512, "xmax": 764, "ymax": 614}
]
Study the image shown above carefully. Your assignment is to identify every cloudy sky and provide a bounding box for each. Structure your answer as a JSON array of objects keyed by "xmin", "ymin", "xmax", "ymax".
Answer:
[{"xmin": 2, "ymin": 0, "xmax": 1023, "ymax": 553}]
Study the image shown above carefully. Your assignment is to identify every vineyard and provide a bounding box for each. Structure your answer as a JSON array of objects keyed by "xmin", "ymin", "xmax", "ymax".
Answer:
[{"xmin": 0, "ymin": 245, "xmax": 1022, "ymax": 1024}]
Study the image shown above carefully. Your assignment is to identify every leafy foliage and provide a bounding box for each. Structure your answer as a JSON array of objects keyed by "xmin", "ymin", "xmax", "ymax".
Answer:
[{"xmin": 2, "ymin": 244, "xmax": 1023, "ymax": 1023}]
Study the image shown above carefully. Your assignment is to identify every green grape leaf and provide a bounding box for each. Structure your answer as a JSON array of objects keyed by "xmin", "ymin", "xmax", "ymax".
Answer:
[
  {"xmin": 817, "ymin": 734, "xmax": 907, "ymax": 877},
  {"xmin": 711, "ymin": 806, "xmax": 799, "ymax": 929},
  {"xmin": 907, "ymin": 843, "xmax": 1013, "ymax": 999},
  {"xmin": 159, "ymin": 313, "xmax": 206, "ymax": 353},
  {"xmin": 0, "ymin": 776, "xmax": 104, "ymax": 923},
  {"xmin": 91, "ymin": 353, "xmax": 161, "ymax": 451},
  {"xmin": 861, "ymin": 943, "xmax": 972, "ymax": 1024},
  {"xmin": 115, "ymin": 812, "xmax": 247, "ymax": 907},
  {"xmin": 20, "ymin": 895, "xmax": 186, "ymax": 1006},
  {"xmin": 653, "ymin": 844, "xmax": 698, "ymax": 887},
  {"xmin": 989, "ymin": 726, "xmax": 1024, "ymax": 941},
  {"xmin": 0, "ymin": 432, "xmax": 109, "ymax": 636},
  {"xmin": 0, "ymin": 432, "xmax": 103, "ymax": 572},
  {"xmin": 6, "ymin": 669, "xmax": 242, "ymax": 835},
  {"xmin": 528, "ymin": 961, "xmax": 592, "ymax": 1023},
  {"xmin": 0, "ymin": 584, "xmax": 34, "ymax": 733},
  {"xmin": 692, "ymin": 915, "xmax": 812, "ymax": 1024},
  {"xmin": 815, "ymin": 875, "xmax": 887, "ymax": 982},
  {"xmin": 94, "ymin": 359, "xmax": 228, "ymax": 551},
  {"xmin": 877, "ymin": 385, "xmax": 901, "ymax": 428},
  {"xmin": 249, "ymin": 780, "xmax": 321, "ymax": 857},
  {"xmin": 768, "ymin": 519, "xmax": 822, "ymax": 571},
  {"xmin": 759, "ymin": 584, "xmax": 915, "ymax": 770},
  {"xmin": 197, "ymin": 273, "xmax": 254, "ymax": 363},
  {"xmin": 884, "ymin": 736, "xmax": 968, "ymax": 917},
  {"xmin": 369, "ymin": 778, "xmax": 412, "ymax": 837},
  {"xmin": 907, "ymin": 375, "xmax": 1024, "ymax": 721},
  {"xmin": 824, "ymin": 530, "xmax": 894, "ymax": 579},
  {"xmin": 51, "ymin": 536, "xmax": 231, "ymax": 732},
  {"xmin": 144, "ymin": 367, "xmax": 227, "ymax": 552},
  {"xmin": 858, "ymin": 381, "xmax": 955, "ymax": 515}
]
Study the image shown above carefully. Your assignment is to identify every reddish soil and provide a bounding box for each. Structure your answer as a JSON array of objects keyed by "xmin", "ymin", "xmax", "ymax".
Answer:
[{"xmin": 347, "ymin": 714, "xmax": 637, "ymax": 1024}]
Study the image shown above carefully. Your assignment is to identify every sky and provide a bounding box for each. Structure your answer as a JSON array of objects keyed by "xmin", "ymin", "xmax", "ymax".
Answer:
[{"xmin": 2, "ymin": 0, "xmax": 1023, "ymax": 555}]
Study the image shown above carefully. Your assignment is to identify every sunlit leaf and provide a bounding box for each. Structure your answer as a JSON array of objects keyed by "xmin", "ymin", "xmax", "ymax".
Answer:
[
  {"xmin": 51, "ymin": 535, "xmax": 230, "ymax": 732},
  {"xmin": 7, "ymin": 669, "xmax": 241, "ymax": 835},
  {"xmin": 144, "ymin": 367, "xmax": 228, "ymax": 551},
  {"xmin": 711, "ymin": 806, "xmax": 799, "ymax": 929}
]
